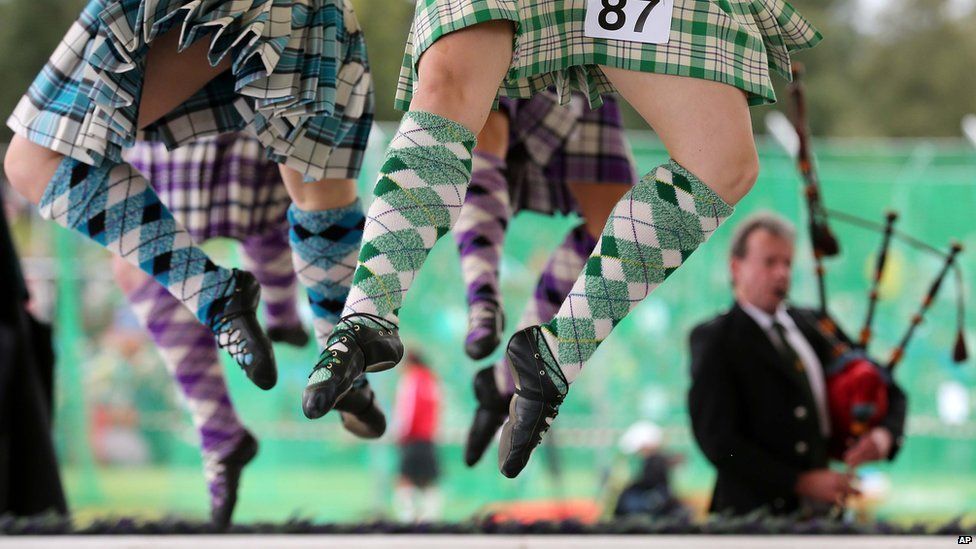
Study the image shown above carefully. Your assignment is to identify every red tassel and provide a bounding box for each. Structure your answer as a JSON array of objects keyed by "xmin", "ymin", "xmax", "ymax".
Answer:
[{"xmin": 954, "ymin": 330, "xmax": 968, "ymax": 363}]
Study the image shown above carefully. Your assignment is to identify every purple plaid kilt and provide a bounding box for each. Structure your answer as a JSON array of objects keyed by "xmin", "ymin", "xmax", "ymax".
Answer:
[
  {"xmin": 502, "ymin": 92, "xmax": 636, "ymax": 216},
  {"xmin": 123, "ymin": 133, "xmax": 289, "ymax": 243}
]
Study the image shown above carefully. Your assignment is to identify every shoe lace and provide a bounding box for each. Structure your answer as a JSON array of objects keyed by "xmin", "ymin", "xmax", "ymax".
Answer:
[
  {"xmin": 469, "ymin": 301, "xmax": 500, "ymax": 326},
  {"xmin": 208, "ymin": 272, "xmax": 251, "ymax": 368},
  {"xmin": 309, "ymin": 312, "xmax": 398, "ymax": 378},
  {"xmin": 528, "ymin": 326, "xmax": 566, "ymax": 446}
]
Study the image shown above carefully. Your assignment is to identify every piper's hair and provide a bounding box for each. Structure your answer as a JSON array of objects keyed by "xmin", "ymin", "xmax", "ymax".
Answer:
[{"xmin": 730, "ymin": 212, "xmax": 796, "ymax": 259}]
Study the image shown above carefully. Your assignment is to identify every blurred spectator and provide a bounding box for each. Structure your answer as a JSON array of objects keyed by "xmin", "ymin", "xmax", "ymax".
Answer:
[
  {"xmin": 612, "ymin": 421, "xmax": 690, "ymax": 519},
  {"xmin": 687, "ymin": 212, "xmax": 907, "ymax": 517},
  {"xmin": 0, "ymin": 185, "xmax": 66, "ymax": 516},
  {"xmin": 393, "ymin": 351, "xmax": 442, "ymax": 522},
  {"xmin": 87, "ymin": 307, "xmax": 157, "ymax": 467}
]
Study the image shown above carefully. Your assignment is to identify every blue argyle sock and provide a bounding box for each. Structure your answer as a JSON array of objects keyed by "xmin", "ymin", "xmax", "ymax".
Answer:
[{"xmin": 39, "ymin": 157, "xmax": 235, "ymax": 323}]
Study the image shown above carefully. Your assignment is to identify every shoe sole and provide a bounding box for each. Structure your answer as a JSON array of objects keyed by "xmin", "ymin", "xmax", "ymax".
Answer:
[
  {"xmin": 465, "ymin": 408, "xmax": 506, "ymax": 467},
  {"xmin": 340, "ymin": 411, "xmax": 385, "ymax": 439},
  {"xmin": 497, "ymin": 393, "xmax": 522, "ymax": 478},
  {"xmin": 364, "ymin": 360, "xmax": 398, "ymax": 373},
  {"xmin": 465, "ymin": 335, "xmax": 500, "ymax": 360},
  {"xmin": 303, "ymin": 380, "xmax": 356, "ymax": 419},
  {"xmin": 235, "ymin": 278, "xmax": 278, "ymax": 391}
]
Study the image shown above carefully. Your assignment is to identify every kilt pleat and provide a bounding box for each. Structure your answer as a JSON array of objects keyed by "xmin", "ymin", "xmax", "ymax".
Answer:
[{"xmin": 7, "ymin": 0, "xmax": 372, "ymax": 180}]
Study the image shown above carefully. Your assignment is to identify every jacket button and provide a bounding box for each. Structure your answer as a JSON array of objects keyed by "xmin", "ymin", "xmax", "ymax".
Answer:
[
  {"xmin": 795, "ymin": 441, "xmax": 808, "ymax": 454},
  {"xmin": 794, "ymin": 406, "xmax": 807, "ymax": 419}
]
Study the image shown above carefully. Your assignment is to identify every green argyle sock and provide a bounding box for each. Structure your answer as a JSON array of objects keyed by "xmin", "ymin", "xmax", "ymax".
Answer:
[
  {"xmin": 541, "ymin": 160, "xmax": 735, "ymax": 381},
  {"xmin": 340, "ymin": 111, "xmax": 476, "ymax": 323}
]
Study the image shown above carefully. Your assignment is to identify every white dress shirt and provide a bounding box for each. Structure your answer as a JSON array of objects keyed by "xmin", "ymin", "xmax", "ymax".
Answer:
[{"xmin": 740, "ymin": 301, "xmax": 831, "ymax": 437}]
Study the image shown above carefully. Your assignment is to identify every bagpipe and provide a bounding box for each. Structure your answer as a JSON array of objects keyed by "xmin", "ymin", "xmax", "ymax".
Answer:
[{"xmin": 787, "ymin": 64, "xmax": 969, "ymax": 459}]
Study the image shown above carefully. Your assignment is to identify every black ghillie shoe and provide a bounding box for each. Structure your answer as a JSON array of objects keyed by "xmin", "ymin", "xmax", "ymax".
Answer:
[
  {"xmin": 464, "ymin": 366, "xmax": 510, "ymax": 467},
  {"xmin": 302, "ymin": 313, "xmax": 403, "ymax": 419},
  {"xmin": 335, "ymin": 377, "xmax": 387, "ymax": 439},
  {"xmin": 208, "ymin": 270, "xmax": 277, "ymax": 390},
  {"xmin": 348, "ymin": 312, "xmax": 404, "ymax": 373},
  {"xmin": 267, "ymin": 324, "xmax": 310, "ymax": 347},
  {"xmin": 464, "ymin": 302, "xmax": 505, "ymax": 360},
  {"xmin": 208, "ymin": 430, "xmax": 258, "ymax": 531},
  {"xmin": 497, "ymin": 326, "xmax": 567, "ymax": 478}
]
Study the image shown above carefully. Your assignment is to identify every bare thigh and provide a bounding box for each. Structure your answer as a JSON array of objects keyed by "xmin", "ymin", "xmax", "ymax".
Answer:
[
  {"xmin": 600, "ymin": 67, "xmax": 758, "ymax": 205},
  {"xmin": 138, "ymin": 29, "xmax": 232, "ymax": 129}
]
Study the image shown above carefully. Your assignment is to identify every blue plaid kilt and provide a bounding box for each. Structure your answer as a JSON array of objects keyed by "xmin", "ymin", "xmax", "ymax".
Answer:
[{"xmin": 7, "ymin": 0, "xmax": 372, "ymax": 181}]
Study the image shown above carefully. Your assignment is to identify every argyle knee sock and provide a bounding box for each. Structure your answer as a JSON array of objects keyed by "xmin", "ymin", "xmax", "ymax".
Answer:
[
  {"xmin": 241, "ymin": 229, "xmax": 302, "ymax": 331},
  {"xmin": 125, "ymin": 276, "xmax": 247, "ymax": 464},
  {"xmin": 454, "ymin": 150, "xmax": 510, "ymax": 345},
  {"xmin": 494, "ymin": 224, "xmax": 596, "ymax": 396},
  {"xmin": 39, "ymin": 158, "xmax": 236, "ymax": 323},
  {"xmin": 540, "ymin": 160, "xmax": 735, "ymax": 382},
  {"xmin": 341, "ymin": 111, "xmax": 476, "ymax": 323},
  {"xmin": 288, "ymin": 199, "xmax": 365, "ymax": 347}
]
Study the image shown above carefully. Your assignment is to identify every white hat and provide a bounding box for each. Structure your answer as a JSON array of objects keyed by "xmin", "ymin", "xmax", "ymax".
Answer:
[{"xmin": 619, "ymin": 421, "xmax": 664, "ymax": 454}]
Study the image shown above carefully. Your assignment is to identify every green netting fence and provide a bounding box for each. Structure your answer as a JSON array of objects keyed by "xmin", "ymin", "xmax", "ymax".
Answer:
[{"xmin": 8, "ymin": 131, "xmax": 975, "ymax": 523}]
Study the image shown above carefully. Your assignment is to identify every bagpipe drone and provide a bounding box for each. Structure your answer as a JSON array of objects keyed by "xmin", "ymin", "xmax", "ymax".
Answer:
[{"xmin": 787, "ymin": 64, "xmax": 969, "ymax": 459}]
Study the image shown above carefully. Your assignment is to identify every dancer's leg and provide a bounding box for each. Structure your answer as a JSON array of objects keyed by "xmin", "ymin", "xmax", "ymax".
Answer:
[
  {"xmin": 454, "ymin": 111, "xmax": 512, "ymax": 359},
  {"xmin": 499, "ymin": 73, "xmax": 755, "ymax": 477},
  {"xmin": 112, "ymin": 258, "xmax": 255, "ymax": 526},
  {"xmin": 302, "ymin": 22, "xmax": 515, "ymax": 419},
  {"xmin": 4, "ymin": 28, "xmax": 275, "ymax": 387},
  {"xmin": 240, "ymin": 230, "xmax": 306, "ymax": 343}
]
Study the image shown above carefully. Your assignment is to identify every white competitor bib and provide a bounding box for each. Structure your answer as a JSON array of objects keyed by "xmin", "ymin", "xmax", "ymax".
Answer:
[{"xmin": 583, "ymin": 0, "xmax": 674, "ymax": 44}]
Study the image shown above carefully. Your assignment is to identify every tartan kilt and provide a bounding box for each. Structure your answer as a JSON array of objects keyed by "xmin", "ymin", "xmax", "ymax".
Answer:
[
  {"xmin": 7, "ymin": 0, "xmax": 373, "ymax": 181},
  {"xmin": 395, "ymin": 0, "xmax": 821, "ymax": 110},
  {"xmin": 122, "ymin": 133, "xmax": 291, "ymax": 243},
  {"xmin": 503, "ymin": 92, "xmax": 637, "ymax": 216}
]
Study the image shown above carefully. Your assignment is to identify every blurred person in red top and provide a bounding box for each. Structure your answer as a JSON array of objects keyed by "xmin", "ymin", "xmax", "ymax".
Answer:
[{"xmin": 393, "ymin": 351, "xmax": 442, "ymax": 522}]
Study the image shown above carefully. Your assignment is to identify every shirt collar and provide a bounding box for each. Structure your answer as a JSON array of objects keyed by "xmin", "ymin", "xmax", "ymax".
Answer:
[{"xmin": 739, "ymin": 300, "xmax": 792, "ymax": 331}]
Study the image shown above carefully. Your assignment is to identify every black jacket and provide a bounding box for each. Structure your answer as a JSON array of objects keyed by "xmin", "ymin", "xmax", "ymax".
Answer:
[
  {"xmin": 687, "ymin": 303, "xmax": 907, "ymax": 516},
  {"xmin": 0, "ymin": 189, "xmax": 66, "ymax": 516}
]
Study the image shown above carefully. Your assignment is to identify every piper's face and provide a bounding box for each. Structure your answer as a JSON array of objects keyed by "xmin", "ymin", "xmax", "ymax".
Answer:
[{"xmin": 731, "ymin": 228, "xmax": 794, "ymax": 314}]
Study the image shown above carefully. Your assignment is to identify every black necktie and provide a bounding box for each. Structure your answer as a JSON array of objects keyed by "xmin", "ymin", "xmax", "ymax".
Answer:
[
  {"xmin": 773, "ymin": 319, "xmax": 827, "ymax": 452},
  {"xmin": 771, "ymin": 320, "xmax": 805, "ymax": 374}
]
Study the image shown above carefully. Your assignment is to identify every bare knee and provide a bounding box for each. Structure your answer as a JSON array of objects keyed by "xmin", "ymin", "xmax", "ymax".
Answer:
[
  {"xmin": 724, "ymin": 145, "xmax": 760, "ymax": 202},
  {"xmin": 677, "ymin": 143, "xmax": 759, "ymax": 206},
  {"xmin": 3, "ymin": 136, "xmax": 61, "ymax": 205},
  {"xmin": 412, "ymin": 59, "xmax": 488, "ymax": 130},
  {"xmin": 410, "ymin": 22, "xmax": 514, "ymax": 133},
  {"xmin": 280, "ymin": 169, "xmax": 358, "ymax": 212}
]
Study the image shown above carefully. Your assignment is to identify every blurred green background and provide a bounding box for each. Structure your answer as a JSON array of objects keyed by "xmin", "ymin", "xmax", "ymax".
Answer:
[
  {"xmin": 0, "ymin": 0, "xmax": 974, "ymax": 526},
  {"xmin": 8, "ymin": 132, "xmax": 973, "ymax": 524}
]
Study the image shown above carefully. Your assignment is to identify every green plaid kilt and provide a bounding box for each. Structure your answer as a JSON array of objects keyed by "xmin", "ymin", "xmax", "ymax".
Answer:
[{"xmin": 395, "ymin": 0, "xmax": 821, "ymax": 110}]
